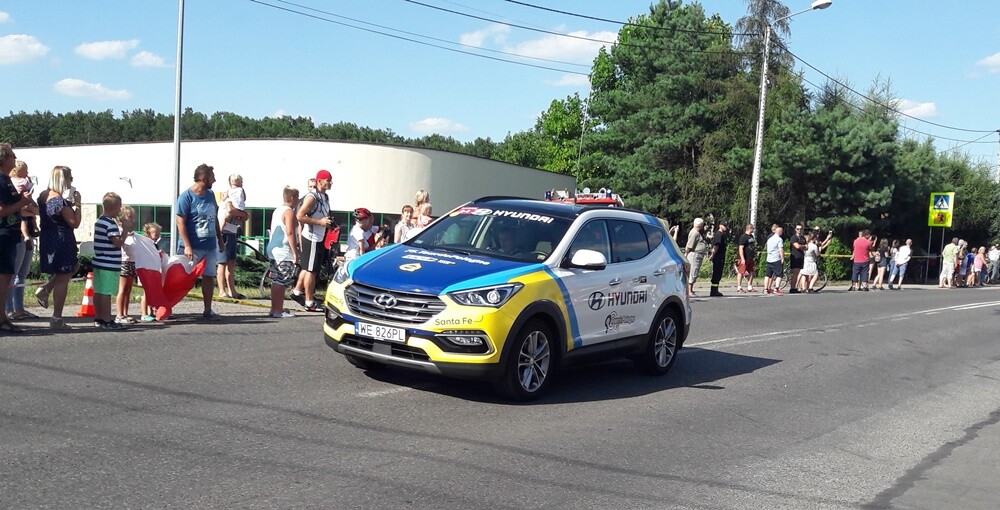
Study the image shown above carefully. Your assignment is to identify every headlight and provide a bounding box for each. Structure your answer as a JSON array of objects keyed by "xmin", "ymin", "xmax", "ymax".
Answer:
[
  {"xmin": 333, "ymin": 262, "xmax": 350, "ymax": 284},
  {"xmin": 448, "ymin": 283, "xmax": 523, "ymax": 308}
]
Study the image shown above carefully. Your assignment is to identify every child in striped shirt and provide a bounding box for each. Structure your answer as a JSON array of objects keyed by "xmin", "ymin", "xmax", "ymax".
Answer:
[{"xmin": 92, "ymin": 192, "xmax": 126, "ymax": 330}]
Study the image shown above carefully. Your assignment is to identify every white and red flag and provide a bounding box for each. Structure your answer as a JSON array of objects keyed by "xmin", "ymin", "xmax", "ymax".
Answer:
[{"xmin": 126, "ymin": 234, "xmax": 206, "ymax": 320}]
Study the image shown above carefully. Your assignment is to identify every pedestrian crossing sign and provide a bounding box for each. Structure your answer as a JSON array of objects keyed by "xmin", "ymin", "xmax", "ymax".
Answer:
[{"xmin": 928, "ymin": 192, "xmax": 955, "ymax": 227}]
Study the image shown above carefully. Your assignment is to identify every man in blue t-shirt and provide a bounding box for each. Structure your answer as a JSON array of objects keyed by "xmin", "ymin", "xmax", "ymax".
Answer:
[{"xmin": 176, "ymin": 164, "xmax": 225, "ymax": 320}]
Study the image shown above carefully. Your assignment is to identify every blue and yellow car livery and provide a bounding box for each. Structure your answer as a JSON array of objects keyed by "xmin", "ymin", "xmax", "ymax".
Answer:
[
  {"xmin": 323, "ymin": 197, "xmax": 691, "ymax": 398},
  {"xmin": 323, "ymin": 244, "xmax": 575, "ymax": 379}
]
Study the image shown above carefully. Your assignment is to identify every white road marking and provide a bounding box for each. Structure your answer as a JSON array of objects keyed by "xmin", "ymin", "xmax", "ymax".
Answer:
[
  {"xmin": 953, "ymin": 302, "xmax": 1000, "ymax": 311},
  {"xmin": 356, "ymin": 387, "xmax": 413, "ymax": 398},
  {"xmin": 688, "ymin": 300, "xmax": 1000, "ymax": 349}
]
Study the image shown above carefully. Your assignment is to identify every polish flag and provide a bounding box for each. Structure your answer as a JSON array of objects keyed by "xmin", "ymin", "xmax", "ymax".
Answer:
[{"xmin": 127, "ymin": 235, "xmax": 206, "ymax": 320}]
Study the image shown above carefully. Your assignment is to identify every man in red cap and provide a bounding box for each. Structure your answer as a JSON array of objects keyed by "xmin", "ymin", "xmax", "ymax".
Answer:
[{"xmin": 291, "ymin": 169, "xmax": 333, "ymax": 312}]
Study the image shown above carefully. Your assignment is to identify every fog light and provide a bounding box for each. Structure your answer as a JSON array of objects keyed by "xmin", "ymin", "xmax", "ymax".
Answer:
[
  {"xmin": 442, "ymin": 335, "xmax": 484, "ymax": 346},
  {"xmin": 325, "ymin": 306, "xmax": 340, "ymax": 321},
  {"xmin": 434, "ymin": 331, "xmax": 491, "ymax": 353}
]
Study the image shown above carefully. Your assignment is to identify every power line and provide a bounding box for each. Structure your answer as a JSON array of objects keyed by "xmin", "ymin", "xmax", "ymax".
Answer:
[
  {"xmin": 249, "ymin": 0, "xmax": 589, "ymax": 75},
  {"xmin": 938, "ymin": 130, "xmax": 997, "ymax": 152},
  {"xmin": 438, "ymin": 0, "xmax": 552, "ymax": 33},
  {"xmin": 404, "ymin": 0, "xmax": 751, "ymax": 58},
  {"xmin": 794, "ymin": 71, "xmax": 995, "ymax": 148},
  {"xmin": 778, "ymin": 43, "xmax": 997, "ymax": 135},
  {"xmin": 503, "ymin": 0, "xmax": 753, "ymax": 37},
  {"xmin": 263, "ymin": 0, "xmax": 589, "ymax": 69}
]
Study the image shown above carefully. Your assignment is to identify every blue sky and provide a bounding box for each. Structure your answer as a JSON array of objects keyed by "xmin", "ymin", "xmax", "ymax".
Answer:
[{"xmin": 1, "ymin": 0, "xmax": 998, "ymax": 167}]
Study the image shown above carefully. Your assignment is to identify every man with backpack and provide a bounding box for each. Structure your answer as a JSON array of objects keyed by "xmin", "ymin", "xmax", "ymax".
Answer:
[{"xmin": 290, "ymin": 170, "xmax": 333, "ymax": 312}]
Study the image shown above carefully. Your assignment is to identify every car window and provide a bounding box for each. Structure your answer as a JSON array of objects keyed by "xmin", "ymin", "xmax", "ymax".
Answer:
[
  {"xmin": 410, "ymin": 205, "xmax": 570, "ymax": 262},
  {"xmin": 568, "ymin": 220, "xmax": 611, "ymax": 262},
  {"xmin": 610, "ymin": 220, "xmax": 650, "ymax": 262},
  {"xmin": 642, "ymin": 222, "xmax": 665, "ymax": 250}
]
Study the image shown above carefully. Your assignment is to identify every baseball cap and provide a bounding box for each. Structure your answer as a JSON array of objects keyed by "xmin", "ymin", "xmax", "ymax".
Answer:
[{"xmin": 315, "ymin": 169, "xmax": 332, "ymax": 181}]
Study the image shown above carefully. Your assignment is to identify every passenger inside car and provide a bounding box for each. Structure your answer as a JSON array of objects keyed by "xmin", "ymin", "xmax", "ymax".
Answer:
[{"xmin": 569, "ymin": 220, "xmax": 611, "ymax": 262}]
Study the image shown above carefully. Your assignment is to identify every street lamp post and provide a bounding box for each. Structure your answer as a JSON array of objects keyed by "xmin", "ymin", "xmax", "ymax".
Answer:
[
  {"xmin": 169, "ymin": 0, "xmax": 185, "ymax": 256},
  {"xmin": 748, "ymin": 0, "xmax": 832, "ymax": 228}
]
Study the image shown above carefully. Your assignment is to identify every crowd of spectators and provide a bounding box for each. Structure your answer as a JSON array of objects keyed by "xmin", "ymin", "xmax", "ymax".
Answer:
[{"xmin": 681, "ymin": 214, "xmax": 998, "ymax": 297}]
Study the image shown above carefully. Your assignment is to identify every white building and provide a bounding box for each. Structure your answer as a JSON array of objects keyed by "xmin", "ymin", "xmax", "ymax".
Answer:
[{"xmin": 18, "ymin": 139, "xmax": 575, "ymax": 247}]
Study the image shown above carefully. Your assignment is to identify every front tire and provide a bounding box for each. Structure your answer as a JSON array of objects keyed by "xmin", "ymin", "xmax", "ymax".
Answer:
[
  {"xmin": 494, "ymin": 319, "xmax": 555, "ymax": 401},
  {"xmin": 635, "ymin": 308, "xmax": 681, "ymax": 375}
]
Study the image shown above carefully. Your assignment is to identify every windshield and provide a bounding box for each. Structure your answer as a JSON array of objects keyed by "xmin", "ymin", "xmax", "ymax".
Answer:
[{"xmin": 409, "ymin": 206, "xmax": 572, "ymax": 262}]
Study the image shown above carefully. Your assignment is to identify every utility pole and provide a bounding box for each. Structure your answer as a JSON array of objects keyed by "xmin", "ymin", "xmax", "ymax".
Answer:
[{"xmin": 170, "ymin": 0, "xmax": 185, "ymax": 256}]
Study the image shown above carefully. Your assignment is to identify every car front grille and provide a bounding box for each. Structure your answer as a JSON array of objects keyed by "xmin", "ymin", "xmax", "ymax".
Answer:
[
  {"xmin": 340, "ymin": 335, "xmax": 431, "ymax": 362},
  {"xmin": 345, "ymin": 283, "xmax": 446, "ymax": 325}
]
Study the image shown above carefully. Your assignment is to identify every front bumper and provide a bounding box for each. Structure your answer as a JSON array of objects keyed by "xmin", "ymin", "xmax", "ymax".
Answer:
[
  {"xmin": 323, "ymin": 331, "xmax": 504, "ymax": 380},
  {"xmin": 322, "ymin": 289, "xmax": 509, "ymax": 380}
]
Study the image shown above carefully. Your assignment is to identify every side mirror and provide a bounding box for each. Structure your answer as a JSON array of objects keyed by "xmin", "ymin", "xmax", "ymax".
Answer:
[{"xmin": 564, "ymin": 249, "xmax": 607, "ymax": 270}]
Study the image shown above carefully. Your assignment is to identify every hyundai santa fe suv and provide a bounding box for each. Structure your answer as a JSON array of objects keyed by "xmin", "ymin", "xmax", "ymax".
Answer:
[{"xmin": 323, "ymin": 197, "xmax": 691, "ymax": 400}]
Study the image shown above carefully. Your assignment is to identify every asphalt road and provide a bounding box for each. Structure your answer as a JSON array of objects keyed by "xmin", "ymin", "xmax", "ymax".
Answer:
[{"xmin": 2, "ymin": 284, "xmax": 998, "ymax": 509}]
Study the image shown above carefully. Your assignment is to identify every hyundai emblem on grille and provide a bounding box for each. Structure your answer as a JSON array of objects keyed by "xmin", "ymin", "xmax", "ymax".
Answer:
[{"xmin": 373, "ymin": 293, "xmax": 398, "ymax": 309}]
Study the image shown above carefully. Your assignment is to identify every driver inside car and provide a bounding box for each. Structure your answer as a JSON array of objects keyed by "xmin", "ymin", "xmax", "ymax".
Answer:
[{"xmin": 496, "ymin": 227, "xmax": 520, "ymax": 256}]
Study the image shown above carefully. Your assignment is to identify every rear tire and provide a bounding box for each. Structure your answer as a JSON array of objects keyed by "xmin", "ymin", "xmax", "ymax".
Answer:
[
  {"xmin": 493, "ymin": 318, "xmax": 555, "ymax": 401},
  {"xmin": 635, "ymin": 308, "xmax": 681, "ymax": 376},
  {"xmin": 257, "ymin": 269, "xmax": 271, "ymax": 299}
]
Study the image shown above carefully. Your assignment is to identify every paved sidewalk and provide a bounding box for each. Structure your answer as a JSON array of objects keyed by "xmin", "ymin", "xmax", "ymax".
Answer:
[
  {"xmin": 7, "ymin": 293, "xmax": 316, "ymax": 333},
  {"xmin": 690, "ymin": 281, "xmax": 998, "ymax": 298}
]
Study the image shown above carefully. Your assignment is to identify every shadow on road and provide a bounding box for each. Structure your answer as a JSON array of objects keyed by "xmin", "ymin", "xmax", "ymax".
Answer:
[{"xmin": 362, "ymin": 346, "xmax": 781, "ymax": 404}]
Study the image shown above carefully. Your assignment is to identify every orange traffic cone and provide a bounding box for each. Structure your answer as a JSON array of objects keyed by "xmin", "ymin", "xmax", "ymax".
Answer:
[{"xmin": 76, "ymin": 272, "xmax": 95, "ymax": 317}]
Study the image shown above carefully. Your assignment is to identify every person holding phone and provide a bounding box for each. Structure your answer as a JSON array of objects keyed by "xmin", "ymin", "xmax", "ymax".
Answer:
[
  {"xmin": 0, "ymin": 144, "xmax": 36, "ymax": 333},
  {"xmin": 35, "ymin": 165, "xmax": 82, "ymax": 330}
]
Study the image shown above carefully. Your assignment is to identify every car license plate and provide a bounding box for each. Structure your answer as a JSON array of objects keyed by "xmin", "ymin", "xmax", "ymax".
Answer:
[{"xmin": 355, "ymin": 321, "xmax": 406, "ymax": 343}]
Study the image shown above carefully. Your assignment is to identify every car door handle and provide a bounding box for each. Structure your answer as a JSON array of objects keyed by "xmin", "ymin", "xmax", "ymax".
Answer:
[
  {"xmin": 653, "ymin": 267, "xmax": 670, "ymax": 276},
  {"xmin": 609, "ymin": 277, "xmax": 622, "ymax": 286}
]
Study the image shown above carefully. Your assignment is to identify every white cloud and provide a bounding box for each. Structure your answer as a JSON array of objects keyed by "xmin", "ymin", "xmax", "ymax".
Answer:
[
  {"xmin": 506, "ymin": 30, "xmax": 617, "ymax": 64},
  {"xmin": 269, "ymin": 110, "xmax": 311, "ymax": 120},
  {"xmin": 460, "ymin": 24, "xmax": 510, "ymax": 47},
  {"xmin": 0, "ymin": 34, "xmax": 50, "ymax": 65},
  {"xmin": 409, "ymin": 117, "xmax": 469, "ymax": 135},
  {"xmin": 74, "ymin": 39, "xmax": 139, "ymax": 60},
  {"xmin": 53, "ymin": 78, "xmax": 132, "ymax": 101},
  {"xmin": 975, "ymin": 51, "xmax": 1000, "ymax": 74},
  {"xmin": 898, "ymin": 99, "xmax": 937, "ymax": 119},
  {"xmin": 0, "ymin": 12, "xmax": 11, "ymax": 23},
  {"xmin": 130, "ymin": 50, "xmax": 167, "ymax": 68},
  {"xmin": 548, "ymin": 74, "xmax": 591, "ymax": 87}
]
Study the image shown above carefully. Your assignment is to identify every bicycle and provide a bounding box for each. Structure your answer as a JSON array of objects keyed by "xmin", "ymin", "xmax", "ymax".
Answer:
[
  {"xmin": 777, "ymin": 259, "xmax": 828, "ymax": 292},
  {"xmin": 252, "ymin": 240, "xmax": 344, "ymax": 299}
]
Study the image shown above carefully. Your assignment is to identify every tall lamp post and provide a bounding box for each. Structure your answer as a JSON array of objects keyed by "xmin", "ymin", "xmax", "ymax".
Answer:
[
  {"xmin": 748, "ymin": 0, "xmax": 832, "ymax": 228},
  {"xmin": 169, "ymin": 0, "xmax": 185, "ymax": 256}
]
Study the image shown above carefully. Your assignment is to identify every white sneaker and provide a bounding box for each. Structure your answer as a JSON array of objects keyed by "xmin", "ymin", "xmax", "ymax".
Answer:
[{"xmin": 269, "ymin": 310, "xmax": 295, "ymax": 318}]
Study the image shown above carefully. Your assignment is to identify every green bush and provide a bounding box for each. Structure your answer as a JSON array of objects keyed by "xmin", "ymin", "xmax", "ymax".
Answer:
[
  {"xmin": 27, "ymin": 254, "xmax": 92, "ymax": 279},
  {"xmin": 234, "ymin": 255, "xmax": 268, "ymax": 288},
  {"xmin": 819, "ymin": 237, "xmax": 851, "ymax": 281}
]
